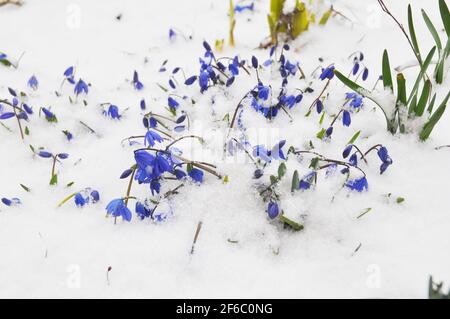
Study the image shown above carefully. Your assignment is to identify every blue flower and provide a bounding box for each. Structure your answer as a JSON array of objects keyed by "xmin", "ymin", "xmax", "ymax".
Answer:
[
  {"xmin": 8, "ymin": 87, "xmax": 17, "ymax": 97},
  {"xmin": 0, "ymin": 112, "xmax": 15, "ymax": 120},
  {"xmin": 325, "ymin": 127, "xmax": 333, "ymax": 137},
  {"xmin": 144, "ymin": 130, "xmax": 164, "ymax": 147},
  {"xmin": 140, "ymin": 99, "xmax": 146, "ymax": 110},
  {"xmin": 188, "ymin": 168, "xmax": 204, "ymax": 183},
  {"xmin": 185, "ymin": 75, "xmax": 197, "ymax": 85},
  {"xmin": 352, "ymin": 62, "xmax": 359, "ymax": 75},
  {"xmin": 106, "ymin": 198, "xmax": 132, "ymax": 222},
  {"xmin": 136, "ymin": 201, "xmax": 153, "ymax": 219},
  {"xmin": 64, "ymin": 66, "xmax": 74, "ymax": 77},
  {"xmin": 342, "ymin": 145, "xmax": 353, "ymax": 158},
  {"xmin": 362, "ymin": 67, "xmax": 369, "ymax": 81},
  {"xmin": 257, "ymin": 85, "xmax": 270, "ymax": 100},
  {"xmin": 1, "ymin": 197, "xmax": 21, "ymax": 206},
  {"xmin": 28, "ymin": 75, "xmax": 39, "ymax": 90},
  {"xmin": 133, "ymin": 71, "xmax": 144, "ymax": 90},
  {"xmin": 169, "ymin": 28, "xmax": 176, "ymax": 41},
  {"xmin": 253, "ymin": 145, "xmax": 272, "ymax": 162},
  {"xmin": 150, "ymin": 179, "xmax": 161, "ymax": 195},
  {"xmin": 74, "ymin": 193, "xmax": 86, "ymax": 207},
  {"xmin": 345, "ymin": 176, "xmax": 368, "ymax": 192},
  {"xmin": 319, "ymin": 66, "xmax": 335, "ymax": 80},
  {"xmin": 271, "ymin": 140, "xmax": 286, "ymax": 160},
  {"xmin": 267, "ymin": 201, "xmax": 279, "ymax": 219},
  {"xmin": 349, "ymin": 153, "xmax": 358, "ymax": 166},
  {"xmin": 377, "ymin": 146, "xmax": 393, "ymax": 174},
  {"xmin": 23, "ymin": 104, "xmax": 33, "ymax": 114},
  {"xmin": 342, "ymin": 110, "xmax": 351, "ymax": 126},
  {"xmin": 346, "ymin": 92, "xmax": 363, "ymax": 108},
  {"xmin": 38, "ymin": 151, "xmax": 53, "ymax": 158},
  {"xmin": 90, "ymin": 190, "xmax": 100, "ymax": 203},
  {"xmin": 235, "ymin": 2, "xmax": 254, "ymax": 13},
  {"xmin": 168, "ymin": 97, "xmax": 179, "ymax": 109},
  {"xmin": 316, "ymin": 100, "xmax": 323, "ymax": 113},
  {"xmin": 74, "ymin": 79, "xmax": 89, "ymax": 95},
  {"xmin": 105, "ymin": 104, "xmax": 121, "ymax": 119},
  {"xmin": 299, "ymin": 172, "xmax": 316, "ymax": 190},
  {"xmin": 57, "ymin": 153, "xmax": 69, "ymax": 159},
  {"xmin": 63, "ymin": 130, "xmax": 73, "ymax": 141}
]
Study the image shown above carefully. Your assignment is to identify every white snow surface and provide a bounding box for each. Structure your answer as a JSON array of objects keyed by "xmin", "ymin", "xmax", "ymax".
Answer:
[{"xmin": 0, "ymin": 0, "xmax": 449, "ymax": 298}]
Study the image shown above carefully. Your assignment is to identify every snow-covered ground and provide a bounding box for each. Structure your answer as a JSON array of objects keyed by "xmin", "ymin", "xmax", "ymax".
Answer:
[{"xmin": 0, "ymin": 0, "xmax": 449, "ymax": 298}]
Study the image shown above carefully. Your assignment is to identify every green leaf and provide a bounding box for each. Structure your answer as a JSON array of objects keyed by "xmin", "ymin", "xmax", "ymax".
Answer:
[
  {"xmin": 20, "ymin": 184, "xmax": 31, "ymax": 192},
  {"xmin": 270, "ymin": 175, "xmax": 278, "ymax": 185},
  {"xmin": 427, "ymin": 93, "xmax": 437, "ymax": 114},
  {"xmin": 319, "ymin": 111, "xmax": 325, "ymax": 125},
  {"xmin": 439, "ymin": 0, "xmax": 450, "ymax": 37},
  {"xmin": 408, "ymin": 93, "xmax": 417, "ymax": 115},
  {"xmin": 50, "ymin": 174, "xmax": 58, "ymax": 186},
  {"xmin": 396, "ymin": 197, "xmax": 405, "ymax": 204},
  {"xmin": 316, "ymin": 128, "xmax": 326, "ymax": 139},
  {"xmin": 382, "ymin": 50, "xmax": 393, "ymax": 91},
  {"xmin": 407, "ymin": 46, "xmax": 436, "ymax": 106},
  {"xmin": 422, "ymin": 10, "xmax": 442, "ymax": 51},
  {"xmin": 279, "ymin": 214, "xmax": 304, "ymax": 231},
  {"xmin": 396, "ymin": 73, "xmax": 407, "ymax": 108},
  {"xmin": 407, "ymin": 5, "xmax": 422, "ymax": 64},
  {"xmin": 186, "ymin": 163, "xmax": 193, "ymax": 173},
  {"xmin": 56, "ymin": 192, "xmax": 77, "ymax": 208},
  {"xmin": 66, "ymin": 181, "xmax": 75, "ymax": 188},
  {"xmin": 347, "ymin": 130, "xmax": 361, "ymax": 145},
  {"xmin": 309, "ymin": 157, "xmax": 320, "ymax": 170},
  {"xmin": 291, "ymin": 1, "xmax": 309, "ymax": 38},
  {"xmin": 277, "ymin": 162, "xmax": 287, "ymax": 179},
  {"xmin": 420, "ymin": 91, "xmax": 450, "ymax": 140},
  {"xmin": 319, "ymin": 8, "xmax": 332, "ymax": 25},
  {"xmin": 415, "ymin": 80, "xmax": 431, "ymax": 117},
  {"xmin": 291, "ymin": 170, "xmax": 299, "ymax": 193},
  {"xmin": 24, "ymin": 126, "xmax": 30, "ymax": 135}
]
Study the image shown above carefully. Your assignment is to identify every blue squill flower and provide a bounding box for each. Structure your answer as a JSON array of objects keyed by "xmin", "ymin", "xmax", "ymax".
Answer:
[
  {"xmin": 253, "ymin": 145, "xmax": 272, "ymax": 162},
  {"xmin": 106, "ymin": 198, "xmax": 132, "ymax": 222},
  {"xmin": 188, "ymin": 168, "xmax": 204, "ymax": 183},
  {"xmin": 271, "ymin": 140, "xmax": 286, "ymax": 160},
  {"xmin": 63, "ymin": 130, "xmax": 73, "ymax": 141},
  {"xmin": 352, "ymin": 62, "xmax": 359, "ymax": 75},
  {"xmin": 136, "ymin": 201, "xmax": 153, "ymax": 220},
  {"xmin": 349, "ymin": 153, "xmax": 358, "ymax": 166},
  {"xmin": 38, "ymin": 151, "xmax": 53, "ymax": 158},
  {"xmin": 28, "ymin": 75, "xmax": 39, "ymax": 90},
  {"xmin": 1, "ymin": 197, "xmax": 21, "ymax": 206},
  {"xmin": 342, "ymin": 145, "xmax": 353, "ymax": 158},
  {"xmin": 235, "ymin": 2, "xmax": 254, "ymax": 13},
  {"xmin": 299, "ymin": 171, "xmax": 317, "ymax": 190},
  {"xmin": 345, "ymin": 176, "xmax": 368, "ymax": 192},
  {"xmin": 150, "ymin": 179, "xmax": 161, "ymax": 195},
  {"xmin": 133, "ymin": 71, "xmax": 144, "ymax": 90},
  {"xmin": 362, "ymin": 68, "xmax": 369, "ymax": 81},
  {"xmin": 319, "ymin": 66, "xmax": 335, "ymax": 80},
  {"xmin": 74, "ymin": 79, "xmax": 89, "ymax": 95},
  {"xmin": 104, "ymin": 104, "xmax": 121, "ymax": 119},
  {"xmin": 346, "ymin": 92, "xmax": 363, "ymax": 108},
  {"xmin": 74, "ymin": 193, "xmax": 86, "ymax": 207},
  {"xmin": 168, "ymin": 97, "xmax": 179, "ymax": 109},
  {"xmin": 23, "ymin": 104, "xmax": 33, "ymax": 114},
  {"xmin": 377, "ymin": 146, "xmax": 393, "ymax": 174},
  {"xmin": 169, "ymin": 28, "xmax": 176, "ymax": 41},
  {"xmin": 267, "ymin": 201, "xmax": 279, "ymax": 219},
  {"xmin": 144, "ymin": 130, "xmax": 164, "ymax": 147},
  {"xmin": 342, "ymin": 110, "xmax": 351, "ymax": 127},
  {"xmin": 64, "ymin": 66, "xmax": 74, "ymax": 77},
  {"xmin": 185, "ymin": 76, "xmax": 197, "ymax": 85},
  {"xmin": 316, "ymin": 100, "xmax": 323, "ymax": 113},
  {"xmin": 0, "ymin": 112, "xmax": 15, "ymax": 120}
]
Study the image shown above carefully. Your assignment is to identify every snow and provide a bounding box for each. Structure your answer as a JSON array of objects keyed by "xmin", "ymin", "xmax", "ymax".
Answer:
[{"xmin": 0, "ymin": 0, "xmax": 449, "ymax": 298}]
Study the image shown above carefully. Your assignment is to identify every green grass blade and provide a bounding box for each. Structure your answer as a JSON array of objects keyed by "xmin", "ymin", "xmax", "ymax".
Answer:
[
  {"xmin": 439, "ymin": 0, "xmax": 450, "ymax": 37},
  {"xmin": 396, "ymin": 73, "xmax": 407, "ymax": 107},
  {"xmin": 382, "ymin": 50, "xmax": 393, "ymax": 91},
  {"xmin": 408, "ymin": 93, "xmax": 417, "ymax": 115},
  {"xmin": 347, "ymin": 130, "xmax": 361, "ymax": 145},
  {"xmin": 422, "ymin": 9, "xmax": 442, "ymax": 51},
  {"xmin": 416, "ymin": 80, "xmax": 431, "ymax": 116},
  {"xmin": 420, "ymin": 91, "xmax": 450, "ymax": 140},
  {"xmin": 407, "ymin": 46, "xmax": 436, "ymax": 105},
  {"xmin": 427, "ymin": 93, "xmax": 437, "ymax": 114},
  {"xmin": 408, "ymin": 5, "xmax": 422, "ymax": 64}
]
